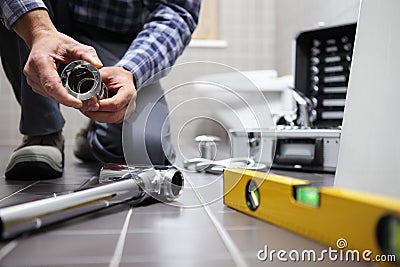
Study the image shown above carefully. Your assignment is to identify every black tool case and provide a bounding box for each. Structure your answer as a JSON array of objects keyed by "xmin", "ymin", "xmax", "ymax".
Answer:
[{"xmin": 294, "ymin": 23, "xmax": 357, "ymax": 128}]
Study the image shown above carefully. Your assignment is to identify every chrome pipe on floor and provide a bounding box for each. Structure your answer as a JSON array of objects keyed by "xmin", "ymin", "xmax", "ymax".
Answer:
[{"xmin": 0, "ymin": 164, "xmax": 184, "ymax": 239}]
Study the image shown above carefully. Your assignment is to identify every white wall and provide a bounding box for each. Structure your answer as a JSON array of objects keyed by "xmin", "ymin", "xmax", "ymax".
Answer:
[
  {"xmin": 0, "ymin": 0, "xmax": 360, "ymax": 144},
  {"xmin": 275, "ymin": 0, "xmax": 360, "ymax": 75},
  {"xmin": 0, "ymin": 62, "xmax": 21, "ymax": 145},
  {"xmin": 173, "ymin": 0, "xmax": 276, "ymax": 84}
]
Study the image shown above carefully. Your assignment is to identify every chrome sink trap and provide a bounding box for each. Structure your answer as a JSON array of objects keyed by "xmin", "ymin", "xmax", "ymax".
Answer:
[{"xmin": 0, "ymin": 164, "xmax": 183, "ymax": 239}]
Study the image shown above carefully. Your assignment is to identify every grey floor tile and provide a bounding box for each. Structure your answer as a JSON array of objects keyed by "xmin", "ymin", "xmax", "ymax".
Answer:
[
  {"xmin": 20, "ymin": 182, "xmax": 81, "ymax": 195},
  {"xmin": 122, "ymin": 229, "xmax": 230, "ymax": 261},
  {"xmin": 184, "ymin": 172, "xmax": 223, "ymax": 188},
  {"xmin": 171, "ymin": 188, "xmax": 204, "ymax": 208},
  {"xmin": 129, "ymin": 207, "xmax": 214, "ymax": 231},
  {"xmin": 226, "ymin": 227, "xmax": 365, "ymax": 266},
  {"xmin": 189, "ymin": 182, "xmax": 225, "ymax": 207},
  {"xmin": 119, "ymin": 258, "xmax": 235, "ymax": 267},
  {"xmin": 212, "ymin": 207, "xmax": 264, "ymax": 228},
  {"xmin": 227, "ymin": 227, "xmax": 325, "ymax": 253},
  {"xmin": 207, "ymin": 196, "xmax": 237, "ymax": 214},
  {"xmin": 0, "ymin": 145, "xmax": 348, "ymax": 266},
  {"xmin": 0, "ymin": 184, "xmax": 30, "ymax": 200},
  {"xmin": 0, "ymin": 178, "xmax": 34, "ymax": 186},
  {"xmin": 0, "ymin": 192, "xmax": 45, "ymax": 208},
  {"xmin": 0, "ymin": 233, "xmax": 119, "ymax": 266},
  {"xmin": 132, "ymin": 202, "xmax": 184, "ymax": 214}
]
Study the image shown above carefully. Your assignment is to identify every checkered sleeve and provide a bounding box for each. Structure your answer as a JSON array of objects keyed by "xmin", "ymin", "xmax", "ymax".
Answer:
[
  {"xmin": 116, "ymin": 0, "xmax": 200, "ymax": 89},
  {"xmin": 0, "ymin": 0, "xmax": 47, "ymax": 29}
]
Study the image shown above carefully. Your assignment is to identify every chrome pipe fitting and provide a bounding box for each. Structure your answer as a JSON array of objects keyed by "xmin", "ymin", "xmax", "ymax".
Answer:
[
  {"xmin": 195, "ymin": 135, "xmax": 220, "ymax": 160},
  {"xmin": 61, "ymin": 60, "xmax": 107, "ymax": 100},
  {"xmin": 99, "ymin": 164, "xmax": 184, "ymax": 202},
  {"xmin": 0, "ymin": 164, "xmax": 183, "ymax": 239}
]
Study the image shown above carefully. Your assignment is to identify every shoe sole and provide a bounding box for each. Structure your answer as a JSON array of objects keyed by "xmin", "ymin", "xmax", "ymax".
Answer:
[
  {"xmin": 5, "ymin": 146, "xmax": 63, "ymax": 180},
  {"xmin": 5, "ymin": 162, "xmax": 62, "ymax": 180}
]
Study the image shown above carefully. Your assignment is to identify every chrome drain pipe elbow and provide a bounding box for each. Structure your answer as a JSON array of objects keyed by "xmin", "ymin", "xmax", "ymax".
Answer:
[{"xmin": 0, "ymin": 165, "xmax": 184, "ymax": 239}]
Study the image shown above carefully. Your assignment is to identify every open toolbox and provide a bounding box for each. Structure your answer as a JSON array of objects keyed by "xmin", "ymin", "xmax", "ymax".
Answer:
[
  {"xmin": 293, "ymin": 23, "xmax": 357, "ymax": 128},
  {"xmin": 229, "ymin": 24, "xmax": 359, "ymax": 173}
]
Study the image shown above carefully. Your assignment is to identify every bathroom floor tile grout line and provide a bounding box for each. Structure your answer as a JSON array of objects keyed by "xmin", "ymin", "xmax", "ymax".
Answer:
[
  {"xmin": 0, "ymin": 181, "xmax": 42, "ymax": 262},
  {"xmin": 0, "ymin": 181, "xmax": 41, "ymax": 203},
  {"xmin": 0, "ymin": 240, "xmax": 19, "ymax": 262},
  {"xmin": 109, "ymin": 207, "xmax": 133, "ymax": 267},
  {"xmin": 186, "ymin": 176, "xmax": 249, "ymax": 267}
]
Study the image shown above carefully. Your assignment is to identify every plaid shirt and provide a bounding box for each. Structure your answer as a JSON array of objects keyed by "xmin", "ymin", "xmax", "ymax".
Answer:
[{"xmin": 0, "ymin": 0, "xmax": 200, "ymax": 89}]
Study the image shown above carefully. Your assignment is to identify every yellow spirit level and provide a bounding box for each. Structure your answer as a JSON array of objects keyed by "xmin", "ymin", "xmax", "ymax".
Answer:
[{"xmin": 223, "ymin": 169, "xmax": 400, "ymax": 266}]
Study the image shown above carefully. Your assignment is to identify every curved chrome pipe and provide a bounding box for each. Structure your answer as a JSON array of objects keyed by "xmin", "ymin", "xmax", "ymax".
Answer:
[
  {"xmin": 99, "ymin": 164, "xmax": 184, "ymax": 202},
  {"xmin": 0, "ymin": 165, "xmax": 184, "ymax": 239}
]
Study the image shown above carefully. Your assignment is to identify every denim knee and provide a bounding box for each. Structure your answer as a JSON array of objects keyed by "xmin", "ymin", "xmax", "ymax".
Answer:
[{"xmin": 87, "ymin": 121, "xmax": 125, "ymax": 163}]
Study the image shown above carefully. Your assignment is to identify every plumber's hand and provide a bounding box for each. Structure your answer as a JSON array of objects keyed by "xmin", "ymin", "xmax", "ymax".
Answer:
[
  {"xmin": 13, "ymin": 10, "xmax": 103, "ymax": 109},
  {"xmin": 80, "ymin": 66, "xmax": 137, "ymax": 124},
  {"xmin": 24, "ymin": 31, "xmax": 103, "ymax": 109}
]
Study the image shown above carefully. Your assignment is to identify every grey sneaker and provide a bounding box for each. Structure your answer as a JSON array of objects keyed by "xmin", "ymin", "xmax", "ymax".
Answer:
[
  {"xmin": 73, "ymin": 121, "xmax": 98, "ymax": 162},
  {"xmin": 5, "ymin": 132, "xmax": 64, "ymax": 180}
]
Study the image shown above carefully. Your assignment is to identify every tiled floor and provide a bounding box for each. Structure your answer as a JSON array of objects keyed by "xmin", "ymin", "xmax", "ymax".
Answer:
[{"xmin": 0, "ymin": 145, "xmax": 367, "ymax": 267}]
